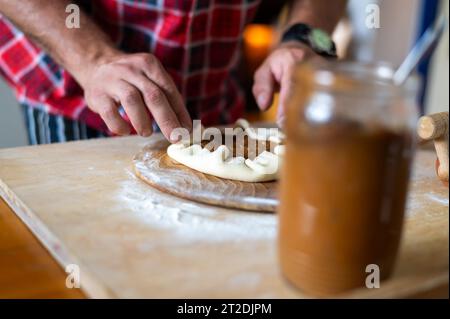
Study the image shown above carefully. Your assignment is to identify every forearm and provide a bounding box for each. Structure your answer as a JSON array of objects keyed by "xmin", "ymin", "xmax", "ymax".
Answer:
[
  {"xmin": 0, "ymin": 0, "xmax": 120, "ymax": 87},
  {"xmin": 286, "ymin": 0, "xmax": 347, "ymax": 33},
  {"xmin": 1, "ymin": 0, "xmax": 191, "ymax": 139}
]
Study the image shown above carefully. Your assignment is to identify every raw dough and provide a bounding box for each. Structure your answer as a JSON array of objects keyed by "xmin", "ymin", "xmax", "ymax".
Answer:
[
  {"xmin": 234, "ymin": 119, "xmax": 286, "ymax": 144},
  {"xmin": 167, "ymin": 120, "xmax": 285, "ymax": 182}
]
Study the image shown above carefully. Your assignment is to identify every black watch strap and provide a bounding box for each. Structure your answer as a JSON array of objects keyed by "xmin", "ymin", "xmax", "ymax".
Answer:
[{"xmin": 281, "ymin": 23, "xmax": 337, "ymax": 59}]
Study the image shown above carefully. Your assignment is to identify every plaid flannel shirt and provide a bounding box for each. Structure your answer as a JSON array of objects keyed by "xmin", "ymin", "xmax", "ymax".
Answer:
[{"xmin": 0, "ymin": 0, "xmax": 261, "ymax": 133}]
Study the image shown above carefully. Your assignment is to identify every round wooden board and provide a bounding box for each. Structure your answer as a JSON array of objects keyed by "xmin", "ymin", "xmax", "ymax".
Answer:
[{"xmin": 132, "ymin": 137, "xmax": 278, "ymax": 212}]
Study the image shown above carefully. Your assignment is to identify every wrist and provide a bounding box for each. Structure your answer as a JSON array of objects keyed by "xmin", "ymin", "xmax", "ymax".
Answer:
[
  {"xmin": 275, "ymin": 41, "xmax": 316, "ymax": 60},
  {"xmin": 66, "ymin": 45, "xmax": 122, "ymax": 89},
  {"xmin": 280, "ymin": 23, "xmax": 337, "ymax": 59}
]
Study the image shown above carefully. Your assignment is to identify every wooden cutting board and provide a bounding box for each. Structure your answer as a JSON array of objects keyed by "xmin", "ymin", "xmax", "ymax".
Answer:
[
  {"xmin": 0, "ymin": 135, "xmax": 448, "ymax": 298},
  {"xmin": 133, "ymin": 138, "xmax": 277, "ymax": 212}
]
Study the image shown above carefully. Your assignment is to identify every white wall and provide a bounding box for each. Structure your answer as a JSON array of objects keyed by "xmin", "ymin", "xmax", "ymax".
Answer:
[
  {"xmin": 0, "ymin": 80, "xmax": 27, "ymax": 148},
  {"xmin": 372, "ymin": 0, "xmax": 421, "ymax": 66},
  {"xmin": 348, "ymin": 0, "xmax": 448, "ymax": 115},
  {"xmin": 425, "ymin": 0, "xmax": 449, "ymax": 114},
  {"xmin": 348, "ymin": 0, "xmax": 421, "ymax": 65}
]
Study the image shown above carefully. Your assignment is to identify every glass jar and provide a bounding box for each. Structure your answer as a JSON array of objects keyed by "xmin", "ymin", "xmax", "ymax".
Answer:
[{"xmin": 278, "ymin": 62, "xmax": 418, "ymax": 296}]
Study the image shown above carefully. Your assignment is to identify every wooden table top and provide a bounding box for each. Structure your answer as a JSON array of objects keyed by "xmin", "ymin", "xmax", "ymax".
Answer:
[
  {"xmin": 0, "ymin": 198, "xmax": 84, "ymax": 298},
  {"xmin": 1, "ymin": 196, "xmax": 447, "ymax": 299},
  {"xmin": 0, "ymin": 136, "xmax": 448, "ymax": 298}
]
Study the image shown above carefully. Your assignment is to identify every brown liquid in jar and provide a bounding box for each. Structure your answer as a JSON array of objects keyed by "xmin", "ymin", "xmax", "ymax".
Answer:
[{"xmin": 278, "ymin": 119, "xmax": 413, "ymax": 296}]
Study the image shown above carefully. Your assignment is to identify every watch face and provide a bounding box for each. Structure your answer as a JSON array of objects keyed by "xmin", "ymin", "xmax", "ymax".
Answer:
[{"xmin": 310, "ymin": 28, "xmax": 333, "ymax": 53}]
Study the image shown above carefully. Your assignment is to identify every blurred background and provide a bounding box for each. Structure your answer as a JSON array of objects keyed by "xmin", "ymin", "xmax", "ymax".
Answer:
[{"xmin": 1, "ymin": 0, "xmax": 448, "ymax": 148}]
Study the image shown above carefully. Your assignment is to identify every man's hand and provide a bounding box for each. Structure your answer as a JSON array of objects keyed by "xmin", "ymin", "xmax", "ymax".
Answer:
[
  {"xmin": 252, "ymin": 43, "xmax": 315, "ymax": 127},
  {"xmin": 82, "ymin": 53, "xmax": 191, "ymax": 141},
  {"xmin": 252, "ymin": 0, "xmax": 347, "ymax": 127},
  {"xmin": 0, "ymin": 0, "xmax": 191, "ymax": 142}
]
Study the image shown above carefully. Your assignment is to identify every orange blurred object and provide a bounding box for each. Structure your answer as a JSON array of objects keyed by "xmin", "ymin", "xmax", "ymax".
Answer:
[
  {"xmin": 243, "ymin": 24, "xmax": 276, "ymax": 75},
  {"xmin": 246, "ymin": 93, "xmax": 279, "ymax": 123},
  {"xmin": 243, "ymin": 24, "xmax": 275, "ymax": 48}
]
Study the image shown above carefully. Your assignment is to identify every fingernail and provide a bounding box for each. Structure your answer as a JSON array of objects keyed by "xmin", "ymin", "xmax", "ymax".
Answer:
[
  {"xmin": 170, "ymin": 132, "xmax": 181, "ymax": 143},
  {"xmin": 170, "ymin": 136, "xmax": 181, "ymax": 143},
  {"xmin": 277, "ymin": 115, "xmax": 286, "ymax": 129},
  {"xmin": 121, "ymin": 128, "xmax": 131, "ymax": 136},
  {"xmin": 257, "ymin": 93, "xmax": 267, "ymax": 107},
  {"xmin": 141, "ymin": 129, "xmax": 152, "ymax": 137}
]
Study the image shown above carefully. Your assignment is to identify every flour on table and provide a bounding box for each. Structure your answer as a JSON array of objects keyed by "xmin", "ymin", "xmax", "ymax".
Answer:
[
  {"xmin": 426, "ymin": 193, "xmax": 449, "ymax": 206},
  {"xmin": 116, "ymin": 169, "xmax": 277, "ymax": 244},
  {"xmin": 405, "ymin": 159, "xmax": 449, "ymax": 216}
]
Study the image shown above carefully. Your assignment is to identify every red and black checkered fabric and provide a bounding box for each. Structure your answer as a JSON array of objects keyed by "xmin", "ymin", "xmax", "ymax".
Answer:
[{"xmin": 0, "ymin": 0, "xmax": 261, "ymax": 133}]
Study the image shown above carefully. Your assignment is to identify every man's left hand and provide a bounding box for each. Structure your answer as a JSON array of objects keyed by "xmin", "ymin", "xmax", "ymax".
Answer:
[{"xmin": 252, "ymin": 42, "xmax": 315, "ymax": 127}]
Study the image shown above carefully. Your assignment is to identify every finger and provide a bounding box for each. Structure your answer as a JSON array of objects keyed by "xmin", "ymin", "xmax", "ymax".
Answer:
[
  {"xmin": 114, "ymin": 81, "xmax": 153, "ymax": 137},
  {"xmin": 135, "ymin": 56, "xmax": 192, "ymax": 131},
  {"xmin": 124, "ymin": 72, "xmax": 188, "ymax": 140},
  {"xmin": 277, "ymin": 113, "xmax": 286, "ymax": 130},
  {"xmin": 277, "ymin": 63, "xmax": 296, "ymax": 123},
  {"xmin": 93, "ymin": 94, "xmax": 131, "ymax": 136},
  {"xmin": 136, "ymin": 79, "xmax": 181, "ymax": 142},
  {"xmin": 252, "ymin": 63, "xmax": 276, "ymax": 111},
  {"xmin": 112, "ymin": 62, "xmax": 181, "ymax": 141}
]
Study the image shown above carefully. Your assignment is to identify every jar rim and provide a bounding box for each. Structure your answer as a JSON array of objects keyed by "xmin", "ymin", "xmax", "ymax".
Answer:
[{"xmin": 294, "ymin": 61, "xmax": 419, "ymax": 97}]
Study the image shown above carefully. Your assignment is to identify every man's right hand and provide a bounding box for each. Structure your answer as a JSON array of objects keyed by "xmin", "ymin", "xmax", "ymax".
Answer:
[
  {"xmin": 0, "ymin": 0, "xmax": 191, "ymax": 141},
  {"xmin": 82, "ymin": 53, "xmax": 192, "ymax": 141}
]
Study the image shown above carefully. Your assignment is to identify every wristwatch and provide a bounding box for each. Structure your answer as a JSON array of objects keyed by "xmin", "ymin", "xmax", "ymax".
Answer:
[{"xmin": 281, "ymin": 23, "xmax": 337, "ymax": 58}]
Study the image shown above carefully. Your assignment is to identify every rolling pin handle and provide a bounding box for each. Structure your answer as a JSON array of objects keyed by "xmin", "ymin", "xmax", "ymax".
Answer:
[
  {"xmin": 417, "ymin": 112, "xmax": 449, "ymax": 184},
  {"xmin": 417, "ymin": 112, "xmax": 448, "ymax": 140}
]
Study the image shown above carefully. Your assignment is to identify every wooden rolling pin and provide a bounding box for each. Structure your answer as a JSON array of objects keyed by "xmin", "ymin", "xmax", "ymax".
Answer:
[{"xmin": 417, "ymin": 112, "xmax": 449, "ymax": 185}]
